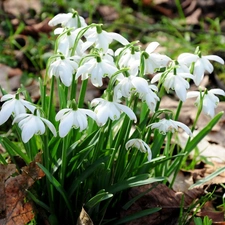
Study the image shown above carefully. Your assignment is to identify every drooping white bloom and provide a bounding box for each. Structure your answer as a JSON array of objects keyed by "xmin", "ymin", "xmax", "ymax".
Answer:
[
  {"xmin": 0, "ymin": 94, "xmax": 36, "ymax": 125},
  {"xmin": 48, "ymin": 56, "xmax": 78, "ymax": 87},
  {"xmin": 13, "ymin": 113, "xmax": 57, "ymax": 143},
  {"xmin": 144, "ymin": 42, "xmax": 171, "ymax": 74},
  {"xmin": 151, "ymin": 64, "xmax": 194, "ymax": 102},
  {"xmin": 149, "ymin": 118, "xmax": 192, "ymax": 136},
  {"xmin": 114, "ymin": 74, "xmax": 150, "ymax": 99},
  {"xmin": 55, "ymin": 28, "xmax": 85, "ymax": 57},
  {"xmin": 187, "ymin": 88, "xmax": 225, "ymax": 118},
  {"xmin": 91, "ymin": 98, "xmax": 137, "ymax": 126},
  {"xmin": 139, "ymin": 85, "xmax": 160, "ymax": 113},
  {"xmin": 115, "ymin": 47, "xmax": 140, "ymax": 75},
  {"xmin": 76, "ymin": 53, "xmax": 118, "ymax": 87},
  {"xmin": 178, "ymin": 52, "xmax": 224, "ymax": 86},
  {"xmin": 82, "ymin": 26, "xmax": 129, "ymax": 52},
  {"xmin": 48, "ymin": 12, "xmax": 87, "ymax": 29},
  {"xmin": 55, "ymin": 108, "xmax": 96, "ymax": 137},
  {"xmin": 126, "ymin": 139, "xmax": 152, "ymax": 162}
]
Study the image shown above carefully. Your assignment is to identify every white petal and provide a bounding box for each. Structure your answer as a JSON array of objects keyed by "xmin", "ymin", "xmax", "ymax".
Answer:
[
  {"xmin": 21, "ymin": 117, "xmax": 36, "ymax": 143},
  {"xmin": 174, "ymin": 121, "xmax": 192, "ymax": 136},
  {"xmin": 204, "ymin": 55, "xmax": 224, "ymax": 65},
  {"xmin": 79, "ymin": 109, "xmax": 96, "ymax": 121},
  {"xmin": 91, "ymin": 98, "xmax": 103, "ymax": 107},
  {"xmin": 186, "ymin": 91, "xmax": 200, "ymax": 99},
  {"xmin": 108, "ymin": 32, "xmax": 129, "ymax": 45},
  {"xmin": 20, "ymin": 100, "xmax": 36, "ymax": 113},
  {"xmin": 193, "ymin": 61, "xmax": 205, "ymax": 86},
  {"xmin": 41, "ymin": 118, "xmax": 57, "ymax": 137},
  {"xmin": 76, "ymin": 111, "xmax": 88, "ymax": 131},
  {"xmin": 145, "ymin": 42, "xmax": 160, "ymax": 54},
  {"xmin": 35, "ymin": 117, "xmax": 46, "ymax": 135},
  {"xmin": 58, "ymin": 112, "xmax": 73, "ymax": 138},
  {"xmin": 151, "ymin": 73, "xmax": 162, "ymax": 83},
  {"xmin": 201, "ymin": 58, "xmax": 213, "ymax": 74},
  {"xmin": 0, "ymin": 101, "xmax": 15, "ymax": 125},
  {"xmin": 14, "ymin": 101, "xmax": 26, "ymax": 116},
  {"xmin": 132, "ymin": 77, "xmax": 149, "ymax": 93},
  {"xmin": 1, "ymin": 94, "xmax": 14, "ymax": 102},
  {"xmin": 178, "ymin": 53, "xmax": 198, "ymax": 66},
  {"xmin": 95, "ymin": 104, "xmax": 109, "ymax": 126},
  {"xmin": 48, "ymin": 13, "xmax": 71, "ymax": 26},
  {"xmin": 209, "ymin": 88, "xmax": 225, "ymax": 96},
  {"xmin": 55, "ymin": 108, "xmax": 72, "ymax": 121},
  {"xmin": 115, "ymin": 103, "xmax": 137, "ymax": 122},
  {"xmin": 174, "ymin": 81, "xmax": 187, "ymax": 102},
  {"xmin": 12, "ymin": 113, "xmax": 29, "ymax": 124}
]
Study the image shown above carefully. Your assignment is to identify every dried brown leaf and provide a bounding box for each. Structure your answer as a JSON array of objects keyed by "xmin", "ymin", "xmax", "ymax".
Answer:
[
  {"xmin": 0, "ymin": 164, "xmax": 17, "ymax": 216},
  {"xmin": 0, "ymin": 152, "xmax": 45, "ymax": 225},
  {"xmin": 76, "ymin": 207, "xmax": 94, "ymax": 225},
  {"xmin": 121, "ymin": 183, "xmax": 204, "ymax": 225}
]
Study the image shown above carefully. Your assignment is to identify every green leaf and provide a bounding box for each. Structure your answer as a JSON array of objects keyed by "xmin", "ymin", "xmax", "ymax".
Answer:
[
  {"xmin": 0, "ymin": 137, "xmax": 30, "ymax": 164},
  {"xmin": 190, "ymin": 166, "xmax": 225, "ymax": 189},
  {"xmin": 107, "ymin": 175, "xmax": 164, "ymax": 194},
  {"xmin": 0, "ymin": 153, "xmax": 7, "ymax": 164},
  {"xmin": 122, "ymin": 182, "xmax": 159, "ymax": 210},
  {"xmin": 86, "ymin": 189, "xmax": 113, "ymax": 208},
  {"xmin": 193, "ymin": 217, "xmax": 203, "ymax": 225},
  {"xmin": 26, "ymin": 190, "xmax": 52, "ymax": 213},
  {"xmin": 151, "ymin": 130, "xmax": 166, "ymax": 158},
  {"xmin": 113, "ymin": 208, "xmax": 161, "ymax": 224},
  {"xmin": 37, "ymin": 163, "xmax": 74, "ymax": 223},
  {"xmin": 186, "ymin": 112, "xmax": 223, "ymax": 153},
  {"xmin": 68, "ymin": 155, "xmax": 110, "ymax": 197}
]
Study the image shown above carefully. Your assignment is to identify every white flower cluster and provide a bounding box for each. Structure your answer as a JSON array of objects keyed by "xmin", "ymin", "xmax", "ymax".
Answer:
[{"xmin": 0, "ymin": 11, "xmax": 224, "ymax": 161}]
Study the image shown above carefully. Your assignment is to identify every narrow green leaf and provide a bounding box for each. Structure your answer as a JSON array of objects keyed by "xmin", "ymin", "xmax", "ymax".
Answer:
[
  {"xmin": 107, "ymin": 175, "xmax": 164, "ymax": 194},
  {"xmin": 37, "ymin": 163, "xmax": 74, "ymax": 223},
  {"xmin": 186, "ymin": 112, "xmax": 223, "ymax": 153},
  {"xmin": 68, "ymin": 156, "xmax": 110, "ymax": 197},
  {"xmin": 151, "ymin": 130, "xmax": 166, "ymax": 158},
  {"xmin": 0, "ymin": 153, "xmax": 7, "ymax": 164},
  {"xmin": 26, "ymin": 190, "xmax": 52, "ymax": 213},
  {"xmin": 190, "ymin": 166, "xmax": 225, "ymax": 189},
  {"xmin": 86, "ymin": 189, "xmax": 113, "ymax": 208},
  {"xmin": 0, "ymin": 137, "xmax": 30, "ymax": 164},
  {"xmin": 114, "ymin": 208, "xmax": 161, "ymax": 224},
  {"xmin": 123, "ymin": 182, "xmax": 159, "ymax": 210}
]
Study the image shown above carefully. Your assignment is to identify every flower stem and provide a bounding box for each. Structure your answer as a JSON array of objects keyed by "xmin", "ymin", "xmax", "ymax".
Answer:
[
  {"xmin": 60, "ymin": 134, "xmax": 70, "ymax": 186},
  {"xmin": 78, "ymin": 79, "xmax": 88, "ymax": 108},
  {"xmin": 174, "ymin": 100, "xmax": 183, "ymax": 121},
  {"xmin": 70, "ymin": 74, "xmax": 77, "ymax": 101},
  {"xmin": 48, "ymin": 76, "xmax": 55, "ymax": 121}
]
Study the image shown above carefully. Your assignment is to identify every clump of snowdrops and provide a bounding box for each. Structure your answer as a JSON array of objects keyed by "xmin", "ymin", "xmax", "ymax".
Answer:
[{"xmin": 0, "ymin": 9, "xmax": 224, "ymax": 224}]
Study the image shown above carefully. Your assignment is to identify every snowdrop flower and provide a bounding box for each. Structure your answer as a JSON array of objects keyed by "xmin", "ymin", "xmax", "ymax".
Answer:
[
  {"xmin": 115, "ymin": 47, "xmax": 140, "ymax": 75},
  {"xmin": 143, "ymin": 42, "xmax": 171, "ymax": 74},
  {"xmin": 178, "ymin": 52, "xmax": 224, "ymax": 86},
  {"xmin": 187, "ymin": 88, "xmax": 225, "ymax": 118},
  {"xmin": 48, "ymin": 55, "xmax": 78, "ymax": 87},
  {"xmin": 13, "ymin": 113, "xmax": 57, "ymax": 143},
  {"xmin": 82, "ymin": 26, "xmax": 129, "ymax": 53},
  {"xmin": 76, "ymin": 53, "xmax": 118, "ymax": 87},
  {"xmin": 0, "ymin": 94, "xmax": 36, "ymax": 125},
  {"xmin": 56, "ymin": 28, "xmax": 85, "ymax": 57},
  {"xmin": 149, "ymin": 118, "xmax": 192, "ymax": 136},
  {"xmin": 126, "ymin": 139, "xmax": 152, "ymax": 162},
  {"xmin": 114, "ymin": 75, "xmax": 150, "ymax": 99},
  {"xmin": 55, "ymin": 108, "xmax": 96, "ymax": 137},
  {"xmin": 48, "ymin": 12, "xmax": 87, "ymax": 29},
  {"xmin": 91, "ymin": 98, "xmax": 137, "ymax": 126},
  {"xmin": 151, "ymin": 64, "xmax": 194, "ymax": 102},
  {"xmin": 139, "ymin": 85, "xmax": 160, "ymax": 113}
]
